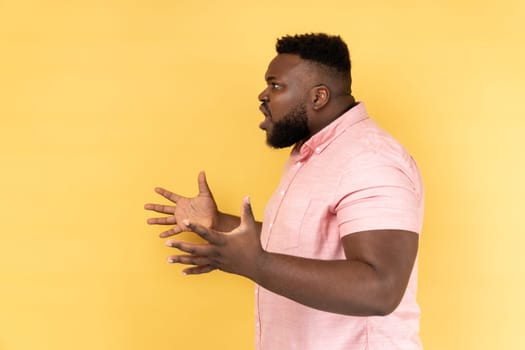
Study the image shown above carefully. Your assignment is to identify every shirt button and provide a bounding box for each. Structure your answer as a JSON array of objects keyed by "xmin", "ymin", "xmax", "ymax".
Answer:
[
  {"xmin": 296, "ymin": 161, "xmax": 302, "ymax": 167},
  {"xmin": 280, "ymin": 190, "xmax": 285, "ymax": 196},
  {"xmin": 315, "ymin": 147, "xmax": 321, "ymax": 153}
]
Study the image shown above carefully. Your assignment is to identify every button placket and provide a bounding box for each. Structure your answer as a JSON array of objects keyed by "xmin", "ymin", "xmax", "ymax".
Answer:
[{"xmin": 262, "ymin": 158, "xmax": 306, "ymax": 251}]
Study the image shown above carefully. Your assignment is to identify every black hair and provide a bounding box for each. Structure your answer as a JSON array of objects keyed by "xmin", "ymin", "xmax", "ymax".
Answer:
[{"xmin": 276, "ymin": 33, "xmax": 351, "ymax": 74}]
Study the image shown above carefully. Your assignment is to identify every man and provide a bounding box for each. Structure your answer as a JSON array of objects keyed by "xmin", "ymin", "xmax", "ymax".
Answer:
[{"xmin": 145, "ymin": 33, "xmax": 424, "ymax": 349}]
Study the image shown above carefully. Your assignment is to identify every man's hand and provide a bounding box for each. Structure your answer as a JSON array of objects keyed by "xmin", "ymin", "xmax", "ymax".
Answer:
[
  {"xmin": 145, "ymin": 171, "xmax": 218, "ymax": 238},
  {"xmin": 165, "ymin": 197, "xmax": 265, "ymax": 277}
]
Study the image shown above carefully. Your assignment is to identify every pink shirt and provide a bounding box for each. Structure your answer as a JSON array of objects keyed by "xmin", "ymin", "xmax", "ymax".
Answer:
[{"xmin": 255, "ymin": 103, "xmax": 424, "ymax": 350}]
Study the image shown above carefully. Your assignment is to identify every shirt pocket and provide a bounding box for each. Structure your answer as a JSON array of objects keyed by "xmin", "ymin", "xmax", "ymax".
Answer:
[
  {"xmin": 266, "ymin": 198, "xmax": 311, "ymax": 253},
  {"xmin": 298, "ymin": 199, "xmax": 334, "ymax": 256}
]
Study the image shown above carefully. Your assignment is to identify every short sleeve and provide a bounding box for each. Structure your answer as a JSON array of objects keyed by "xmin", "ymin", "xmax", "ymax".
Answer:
[{"xmin": 334, "ymin": 153, "xmax": 424, "ymax": 237}]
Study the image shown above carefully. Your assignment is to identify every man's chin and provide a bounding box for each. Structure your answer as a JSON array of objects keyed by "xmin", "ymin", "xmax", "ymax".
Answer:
[{"xmin": 266, "ymin": 135, "xmax": 295, "ymax": 149}]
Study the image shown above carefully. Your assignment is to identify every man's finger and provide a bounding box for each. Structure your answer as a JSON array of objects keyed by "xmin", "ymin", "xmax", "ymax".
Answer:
[
  {"xmin": 144, "ymin": 203, "xmax": 175, "ymax": 214},
  {"xmin": 159, "ymin": 225, "xmax": 183, "ymax": 238},
  {"xmin": 197, "ymin": 171, "xmax": 213, "ymax": 197},
  {"xmin": 182, "ymin": 265, "xmax": 216, "ymax": 275},
  {"xmin": 167, "ymin": 255, "xmax": 212, "ymax": 266},
  {"xmin": 154, "ymin": 187, "xmax": 182, "ymax": 203},
  {"xmin": 183, "ymin": 220, "xmax": 224, "ymax": 245},
  {"xmin": 240, "ymin": 196, "xmax": 256, "ymax": 228},
  {"xmin": 166, "ymin": 240, "xmax": 216, "ymax": 257},
  {"xmin": 147, "ymin": 216, "xmax": 177, "ymax": 225}
]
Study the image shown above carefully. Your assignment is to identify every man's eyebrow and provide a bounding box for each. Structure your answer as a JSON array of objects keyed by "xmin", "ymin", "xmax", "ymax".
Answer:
[{"xmin": 265, "ymin": 75, "xmax": 277, "ymax": 82}]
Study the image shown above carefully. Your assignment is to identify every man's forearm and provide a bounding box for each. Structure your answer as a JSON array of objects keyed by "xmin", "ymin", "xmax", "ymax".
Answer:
[{"xmin": 251, "ymin": 252, "xmax": 400, "ymax": 317}]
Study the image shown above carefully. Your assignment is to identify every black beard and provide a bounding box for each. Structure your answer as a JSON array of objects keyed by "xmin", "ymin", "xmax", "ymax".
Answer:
[{"xmin": 267, "ymin": 102, "xmax": 310, "ymax": 148}]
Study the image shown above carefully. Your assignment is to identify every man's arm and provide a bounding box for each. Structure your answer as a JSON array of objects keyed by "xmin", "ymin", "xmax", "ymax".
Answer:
[
  {"xmin": 168, "ymin": 197, "xmax": 418, "ymax": 316},
  {"xmin": 251, "ymin": 229, "xmax": 418, "ymax": 316}
]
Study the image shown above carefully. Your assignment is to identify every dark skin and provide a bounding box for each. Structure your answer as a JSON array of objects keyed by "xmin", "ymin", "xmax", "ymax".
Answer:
[{"xmin": 145, "ymin": 54, "xmax": 419, "ymax": 316}]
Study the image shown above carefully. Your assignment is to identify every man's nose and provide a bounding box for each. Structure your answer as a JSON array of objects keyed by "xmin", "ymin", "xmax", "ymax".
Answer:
[{"xmin": 258, "ymin": 88, "xmax": 269, "ymax": 102}]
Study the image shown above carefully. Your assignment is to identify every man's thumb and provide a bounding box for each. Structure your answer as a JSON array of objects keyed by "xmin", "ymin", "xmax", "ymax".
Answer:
[
  {"xmin": 197, "ymin": 171, "xmax": 213, "ymax": 196},
  {"xmin": 240, "ymin": 196, "xmax": 256, "ymax": 227}
]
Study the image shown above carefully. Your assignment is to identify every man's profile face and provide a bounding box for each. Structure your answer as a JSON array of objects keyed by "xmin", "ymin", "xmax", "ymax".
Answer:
[{"xmin": 258, "ymin": 54, "xmax": 312, "ymax": 148}]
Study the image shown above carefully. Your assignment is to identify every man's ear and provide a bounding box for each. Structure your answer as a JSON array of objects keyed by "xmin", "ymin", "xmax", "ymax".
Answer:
[{"xmin": 310, "ymin": 85, "xmax": 330, "ymax": 110}]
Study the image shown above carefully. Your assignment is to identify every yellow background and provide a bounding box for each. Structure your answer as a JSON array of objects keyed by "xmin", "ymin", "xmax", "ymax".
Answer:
[{"xmin": 1, "ymin": 0, "xmax": 524, "ymax": 349}]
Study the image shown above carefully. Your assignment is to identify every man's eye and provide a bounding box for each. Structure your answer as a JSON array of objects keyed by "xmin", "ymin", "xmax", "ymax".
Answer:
[{"xmin": 271, "ymin": 82, "xmax": 281, "ymax": 89}]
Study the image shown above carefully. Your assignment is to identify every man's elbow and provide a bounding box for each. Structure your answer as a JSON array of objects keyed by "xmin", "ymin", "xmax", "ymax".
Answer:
[
  {"xmin": 341, "ymin": 286, "xmax": 405, "ymax": 317},
  {"xmin": 372, "ymin": 299, "xmax": 401, "ymax": 316},
  {"xmin": 369, "ymin": 286, "xmax": 405, "ymax": 316}
]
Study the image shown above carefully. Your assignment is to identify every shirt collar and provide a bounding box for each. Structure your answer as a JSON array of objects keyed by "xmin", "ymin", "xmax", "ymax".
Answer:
[{"xmin": 291, "ymin": 102, "xmax": 369, "ymax": 162}]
